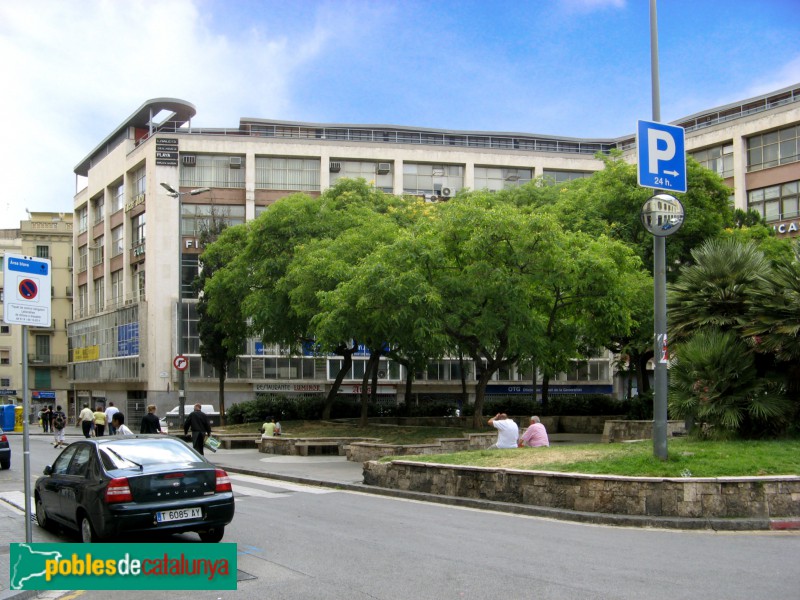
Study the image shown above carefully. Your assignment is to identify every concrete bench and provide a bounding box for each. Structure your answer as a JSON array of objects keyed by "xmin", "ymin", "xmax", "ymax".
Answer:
[{"xmin": 293, "ymin": 440, "xmax": 344, "ymax": 456}]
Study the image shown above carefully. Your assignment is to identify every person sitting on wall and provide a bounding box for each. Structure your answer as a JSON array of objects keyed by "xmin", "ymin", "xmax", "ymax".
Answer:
[
  {"xmin": 519, "ymin": 415, "xmax": 550, "ymax": 448},
  {"xmin": 487, "ymin": 413, "xmax": 519, "ymax": 449},
  {"xmin": 261, "ymin": 417, "xmax": 276, "ymax": 439}
]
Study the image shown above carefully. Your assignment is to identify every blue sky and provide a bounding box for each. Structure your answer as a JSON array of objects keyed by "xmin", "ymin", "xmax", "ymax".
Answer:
[{"xmin": 1, "ymin": 0, "xmax": 799, "ymax": 227}]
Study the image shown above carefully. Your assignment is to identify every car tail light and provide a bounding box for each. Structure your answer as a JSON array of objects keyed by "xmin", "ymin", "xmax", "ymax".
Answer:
[
  {"xmin": 215, "ymin": 469, "xmax": 232, "ymax": 493},
  {"xmin": 105, "ymin": 477, "xmax": 133, "ymax": 503},
  {"xmin": 0, "ymin": 434, "xmax": 7, "ymax": 443}
]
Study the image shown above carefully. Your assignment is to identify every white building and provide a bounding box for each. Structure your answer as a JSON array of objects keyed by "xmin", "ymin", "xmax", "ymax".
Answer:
[{"xmin": 67, "ymin": 86, "xmax": 800, "ymax": 418}]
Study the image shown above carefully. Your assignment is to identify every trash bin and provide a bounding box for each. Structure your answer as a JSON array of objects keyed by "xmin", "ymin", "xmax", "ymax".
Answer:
[
  {"xmin": 14, "ymin": 405, "xmax": 24, "ymax": 432},
  {"xmin": 1, "ymin": 404, "xmax": 16, "ymax": 431}
]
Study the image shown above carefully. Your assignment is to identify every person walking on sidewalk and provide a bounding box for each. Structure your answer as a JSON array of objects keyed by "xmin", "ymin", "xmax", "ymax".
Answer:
[
  {"xmin": 140, "ymin": 404, "xmax": 162, "ymax": 434},
  {"xmin": 184, "ymin": 403, "xmax": 212, "ymax": 455},
  {"xmin": 52, "ymin": 406, "xmax": 66, "ymax": 448},
  {"xmin": 105, "ymin": 402, "xmax": 119, "ymax": 435},
  {"xmin": 93, "ymin": 406, "xmax": 107, "ymax": 437},
  {"xmin": 78, "ymin": 403, "xmax": 95, "ymax": 438}
]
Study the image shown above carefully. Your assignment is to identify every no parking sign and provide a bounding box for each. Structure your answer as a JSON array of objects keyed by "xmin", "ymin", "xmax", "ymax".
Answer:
[{"xmin": 3, "ymin": 254, "xmax": 51, "ymax": 326}]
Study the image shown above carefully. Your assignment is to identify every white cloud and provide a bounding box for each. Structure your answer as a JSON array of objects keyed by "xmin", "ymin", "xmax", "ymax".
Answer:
[{"xmin": 0, "ymin": 0, "xmax": 332, "ymax": 228}]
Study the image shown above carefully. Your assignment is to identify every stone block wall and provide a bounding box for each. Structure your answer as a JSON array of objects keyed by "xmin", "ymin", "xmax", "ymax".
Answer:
[
  {"xmin": 362, "ymin": 461, "xmax": 800, "ymax": 519},
  {"xmin": 601, "ymin": 420, "xmax": 686, "ymax": 443}
]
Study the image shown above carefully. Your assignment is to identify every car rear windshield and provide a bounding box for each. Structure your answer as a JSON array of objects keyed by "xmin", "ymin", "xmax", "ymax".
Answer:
[{"xmin": 99, "ymin": 440, "xmax": 201, "ymax": 470}]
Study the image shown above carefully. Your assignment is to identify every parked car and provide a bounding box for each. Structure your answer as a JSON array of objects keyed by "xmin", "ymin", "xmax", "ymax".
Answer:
[
  {"xmin": 0, "ymin": 428, "xmax": 10, "ymax": 469},
  {"xmin": 164, "ymin": 404, "xmax": 219, "ymax": 429},
  {"xmin": 34, "ymin": 436, "xmax": 234, "ymax": 542}
]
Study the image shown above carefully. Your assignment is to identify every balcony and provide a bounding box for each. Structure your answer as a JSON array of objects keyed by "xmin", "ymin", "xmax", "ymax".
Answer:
[{"xmin": 27, "ymin": 354, "xmax": 68, "ymax": 367}]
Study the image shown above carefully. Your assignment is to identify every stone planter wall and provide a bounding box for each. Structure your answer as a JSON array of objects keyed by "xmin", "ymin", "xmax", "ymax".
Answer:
[
  {"xmin": 601, "ymin": 420, "xmax": 686, "ymax": 443},
  {"xmin": 347, "ymin": 433, "xmax": 496, "ymax": 463},
  {"xmin": 258, "ymin": 437, "xmax": 380, "ymax": 455},
  {"xmin": 362, "ymin": 460, "xmax": 800, "ymax": 519}
]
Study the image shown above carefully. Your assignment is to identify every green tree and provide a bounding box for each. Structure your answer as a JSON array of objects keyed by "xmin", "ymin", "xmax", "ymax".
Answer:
[
  {"xmin": 195, "ymin": 218, "xmax": 249, "ymax": 426},
  {"xmin": 668, "ymin": 328, "xmax": 789, "ymax": 437}
]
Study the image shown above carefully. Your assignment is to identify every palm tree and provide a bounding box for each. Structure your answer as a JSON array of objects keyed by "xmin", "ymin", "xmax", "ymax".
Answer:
[{"xmin": 668, "ymin": 238, "xmax": 770, "ymax": 342}]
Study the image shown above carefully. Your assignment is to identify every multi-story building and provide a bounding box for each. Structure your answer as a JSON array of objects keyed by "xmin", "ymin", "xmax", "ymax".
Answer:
[
  {"xmin": 68, "ymin": 85, "xmax": 800, "ymax": 419},
  {"xmin": 0, "ymin": 212, "xmax": 73, "ymax": 419}
]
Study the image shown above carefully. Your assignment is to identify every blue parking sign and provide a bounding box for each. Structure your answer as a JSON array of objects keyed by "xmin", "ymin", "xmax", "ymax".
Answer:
[{"xmin": 637, "ymin": 120, "xmax": 687, "ymax": 193}]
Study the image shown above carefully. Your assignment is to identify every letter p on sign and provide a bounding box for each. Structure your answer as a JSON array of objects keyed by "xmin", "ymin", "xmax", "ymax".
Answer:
[{"xmin": 637, "ymin": 120, "xmax": 687, "ymax": 193}]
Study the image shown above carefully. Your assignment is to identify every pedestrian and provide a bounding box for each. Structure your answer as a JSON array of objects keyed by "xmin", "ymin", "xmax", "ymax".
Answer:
[
  {"xmin": 261, "ymin": 417, "xmax": 275, "ymax": 438},
  {"xmin": 184, "ymin": 403, "xmax": 212, "ymax": 455},
  {"xmin": 105, "ymin": 402, "xmax": 119, "ymax": 435},
  {"xmin": 519, "ymin": 416, "xmax": 550, "ymax": 448},
  {"xmin": 47, "ymin": 406, "xmax": 54, "ymax": 433},
  {"xmin": 274, "ymin": 419, "xmax": 281, "ymax": 436},
  {"xmin": 111, "ymin": 412, "xmax": 134, "ymax": 436},
  {"xmin": 487, "ymin": 412, "xmax": 519, "ymax": 449},
  {"xmin": 52, "ymin": 405, "xmax": 67, "ymax": 448},
  {"xmin": 78, "ymin": 403, "xmax": 95, "ymax": 438},
  {"xmin": 93, "ymin": 406, "xmax": 107, "ymax": 437},
  {"xmin": 140, "ymin": 404, "xmax": 162, "ymax": 434},
  {"xmin": 39, "ymin": 407, "xmax": 49, "ymax": 433}
]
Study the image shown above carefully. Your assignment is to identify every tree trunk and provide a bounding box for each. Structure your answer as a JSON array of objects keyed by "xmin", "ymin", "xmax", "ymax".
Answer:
[
  {"xmin": 217, "ymin": 369, "xmax": 226, "ymax": 426},
  {"xmin": 540, "ymin": 373, "xmax": 551, "ymax": 413},
  {"xmin": 470, "ymin": 367, "xmax": 496, "ymax": 429},
  {"xmin": 322, "ymin": 344, "xmax": 356, "ymax": 420},
  {"xmin": 359, "ymin": 351, "xmax": 382, "ymax": 427}
]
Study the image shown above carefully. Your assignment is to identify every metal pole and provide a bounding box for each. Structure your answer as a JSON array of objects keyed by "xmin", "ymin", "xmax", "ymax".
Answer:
[
  {"xmin": 22, "ymin": 325, "xmax": 32, "ymax": 542},
  {"xmin": 650, "ymin": 0, "xmax": 668, "ymax": 460},
  {"xmin": 178, "ymin": 193, "xmax": 186, "ymax": 425}
]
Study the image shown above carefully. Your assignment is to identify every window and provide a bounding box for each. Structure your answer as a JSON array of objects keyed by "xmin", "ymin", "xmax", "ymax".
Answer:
[
  {"xmin": 35, "ymin": 335, "xmax": 50, "ymax": 360},
  {"xmin": 0, "ymin": 349, "xmax": 10, "ymax": 365},
  {"xmin": 329, "ymin": 160, "xmax": 394, "ymax": 193},
  {"xmin": 181, "ymin": 155, "xmax": 246, "ymax": 189},
  {"xmin": 78, "ymin": 245, "xmax": 88, "ymax": 272},
  {"xmin": 0, "ymin": 378, "xmax": 9, "ymax": 387},
  {"xmin": 134, "ymin": 270, "xmax": 145, "ymax": 302},
  {"xmin": 93, "ymin": 277, "xmax": 105, "ymax": 312},
  {"xmin": 131, "ymin": 165, "xmax": 146, "ymax": 200},
  {"xmin": 36, "ymin": 245, "xmax": 50, "ymax": 259},
  {"xmin": 111, "ymin": 225, "xmax": 124, "ymax": 257},
  {"xmin": 255, "ymin": 157, "xmax": 320, "ymax": 191},
  {"xmin": 403, "ymin": 163, "xmax": 463, "ymax": 196},
  {"xmin": 78, "ymin": 285, "xmax": 88, "ymax": 317},
  {"xmin": 748, "ymin": 126, "xmax": 800, "ymax": 171},
  {"xmin": 92, "ymin": 194, "xmax": 105, "ymax": 224},
  {"xmin": 77, "ymin": 206, "xmax": 88, "ymax": 233},
  {"xmin": 92, "ymin": 235, "xmax": 104, "ymax": 266},
  {"xmin": 0, "ymin": 325, "xmax": 9, "ymax": 335},
  {"xmin": 691, "ymin": 144, "xmax": 734, "ymax": 178},
  {"xmin": 111, "ymin": 181, "xmax": 124, "ymax": 213},
  {"xmin": 542, "ymin": 169, "xmax": 592, "ymax": 184},
  {"xmin": 474, "ymin": 167, "xmax": 533, "ymax": 191},
  {"xmin": 748, "ymin": 181, "xmax": 800, "ymax": 223},
  {"xmin": 131, "ymin": 213, "xmax": 146, "ymax": 254},
  {"xmin": 111, "ymin": 270, "xmax": 123, "ymax": 306},
  {"xmin": 181, "ymin": 204, "xmax": 245, "ymax": 237}
]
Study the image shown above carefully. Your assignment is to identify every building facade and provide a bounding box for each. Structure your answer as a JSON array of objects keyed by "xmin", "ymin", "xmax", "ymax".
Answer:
[
  {"xmin": 67, "ymin": 86, "xmax": 800, "ymax": 418},
  {"xmin": 0, "ymin": 213, "xmax": 73, "ymax": 419}
]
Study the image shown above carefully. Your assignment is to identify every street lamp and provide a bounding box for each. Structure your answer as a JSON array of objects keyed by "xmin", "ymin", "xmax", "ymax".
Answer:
[{"xmin": 160, "ymin": 183, "xmax": 210, "ymax": 424}]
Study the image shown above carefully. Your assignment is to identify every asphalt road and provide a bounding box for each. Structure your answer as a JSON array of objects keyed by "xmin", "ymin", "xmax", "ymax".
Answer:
[{"xmin": 2, "ymin": 433, "xmax": 799, "ymax": 600}]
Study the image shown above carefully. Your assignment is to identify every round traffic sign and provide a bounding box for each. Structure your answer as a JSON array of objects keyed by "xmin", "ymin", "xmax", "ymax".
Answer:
[
  {"xmin": 19, "ymin": 278, "xmax": 38, "ymax": 300},
  {"xmin": 173, "ymin": 355, "xmax": 188, "ymax": 371}
]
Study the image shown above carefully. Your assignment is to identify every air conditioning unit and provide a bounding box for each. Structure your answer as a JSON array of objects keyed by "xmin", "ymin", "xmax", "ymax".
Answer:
[
  {"xmin": 329, "ymin": 161, "xmax": 341, "ymax": 172},
  {"xmin": 440, "ymin": 187, "xmax": 454, "ymax": 198},
  {"xmin": 229, "ymin": 156, "xmax": 242, "ymax": 169},
  {"xmin": 376, "ymin": 162, "xmax": 391, "ymax": 174}
]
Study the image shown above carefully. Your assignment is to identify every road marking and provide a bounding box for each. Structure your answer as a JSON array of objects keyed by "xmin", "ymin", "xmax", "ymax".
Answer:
[
  {"xmin": 233, "ymin": 485, "xmax": 289, "ymax": 499},
  {"xmin": 228, "ymin": 473, "xmax": 334, "ymax": 494}
]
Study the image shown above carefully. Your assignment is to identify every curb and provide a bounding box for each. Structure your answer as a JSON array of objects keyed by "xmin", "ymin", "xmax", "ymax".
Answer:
[{"xmin": 219, "ymin": 465, "xmax": 776, "ymax": 532}]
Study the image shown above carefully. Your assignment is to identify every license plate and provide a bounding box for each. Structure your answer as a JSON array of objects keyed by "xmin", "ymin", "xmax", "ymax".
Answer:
[{"xmin": 156, "ymin": 507, "xmax": 202, "ymax": 523}]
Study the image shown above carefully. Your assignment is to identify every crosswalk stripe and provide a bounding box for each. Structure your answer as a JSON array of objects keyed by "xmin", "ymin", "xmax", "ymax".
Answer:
[{"xmin": 228, "ymin": 473, "xmax": 333, "ymax": 494}]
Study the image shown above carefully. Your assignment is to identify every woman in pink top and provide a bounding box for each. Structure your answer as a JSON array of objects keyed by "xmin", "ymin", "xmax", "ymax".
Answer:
[{"xmin": 520, "ymin": 416, "xmax": 550, "ymax": 447}]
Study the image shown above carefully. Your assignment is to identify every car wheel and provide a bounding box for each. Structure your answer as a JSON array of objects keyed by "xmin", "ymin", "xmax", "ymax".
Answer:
[
  {"xmin": 0, "ymin": 458, "xmax": 9, "ymax": 470},
  {"xmin": 198, "ymin": 526, "xmax": 225, "ymax": 543},
  {"xmin": 35, "ymin": 497, "xmax": 51, "ymax": 530},
  {"xmin": 79, "ymin": 514, "xmax": 98, "ymax": 543}
]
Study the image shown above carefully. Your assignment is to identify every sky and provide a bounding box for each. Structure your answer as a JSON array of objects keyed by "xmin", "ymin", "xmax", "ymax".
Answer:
[{"xmin": 1, "ymin": 0, "xmax": 799, "ymax": 228}]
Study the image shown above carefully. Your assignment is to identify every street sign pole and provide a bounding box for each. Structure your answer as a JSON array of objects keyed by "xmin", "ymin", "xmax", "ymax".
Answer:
[
  {"xmin": 21, "ymin": 325, "xmax": 32, "ymax": 542},
  {"xmin": 650, "ymin": 0, "xmax": 668, "ymax": 461}
]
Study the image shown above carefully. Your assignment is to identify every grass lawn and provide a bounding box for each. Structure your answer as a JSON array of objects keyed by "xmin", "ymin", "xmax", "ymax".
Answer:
[
  {"xmin": 221, "ymin": 421, "xmax": 800, "ymax": 477},
  {"xmin": 396, "ymin": 439, "xmax": 800, "ymax": 478}
]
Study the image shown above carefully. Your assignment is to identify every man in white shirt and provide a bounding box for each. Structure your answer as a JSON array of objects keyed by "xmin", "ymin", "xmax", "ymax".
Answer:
[
  {"xmin": 487, "ymin": 413, "xmax": 519, "ymax": 449},
  {"xmin": 105, "ymin": 402, "xmax": 120, "ymax": 435}
]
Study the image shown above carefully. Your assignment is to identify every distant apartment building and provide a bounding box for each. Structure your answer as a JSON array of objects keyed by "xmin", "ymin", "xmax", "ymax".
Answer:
[
  {"xmin": 0, "ymin": 212, "xmax": 73, "ymax": 418},
  {"xmin": 67, "ymin": 86, "xmax": 800, "ymax": 418}
]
